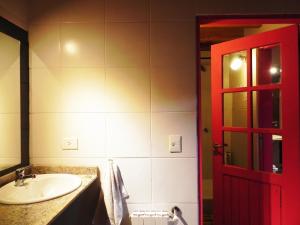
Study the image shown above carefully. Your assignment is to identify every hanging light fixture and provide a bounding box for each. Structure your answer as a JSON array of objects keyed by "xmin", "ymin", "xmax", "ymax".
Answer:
[{"xmin": 230, "ymin": 55, "xmax": 245, "ymax": 71}]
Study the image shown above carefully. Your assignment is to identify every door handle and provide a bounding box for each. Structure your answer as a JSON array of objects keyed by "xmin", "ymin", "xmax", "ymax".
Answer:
[
  {"xmin": 213, "ymin": 144, "xmax": 228, "ymax": 148},
  {"xmin": 212, "ymin": 143, "xmax": 228, "ymax": 155}
]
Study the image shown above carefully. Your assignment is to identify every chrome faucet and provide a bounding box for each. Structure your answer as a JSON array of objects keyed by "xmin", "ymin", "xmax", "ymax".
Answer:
[{"xmin": 15, "ymin": 168, "xmax": 36, "ymax": 187}]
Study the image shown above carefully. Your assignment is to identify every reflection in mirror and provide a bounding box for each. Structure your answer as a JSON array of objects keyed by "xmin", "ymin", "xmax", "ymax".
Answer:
[
  {"xmin": 252, "ymin": 89, "xmax": 281, "ymax": 128},
  {"xmin": 252, "ymin": 45, "xmax": 281, "ymax": 86},
  {"xmin": 253, "ymin": 133, "xmax": 282, "ymax": 174},
  {"xmin": 223, "ymin": 51, "xmax": 247, "ymax": 88},
  {"xmin": 223, "ymin": 132, "xmax": 248, "ymax": 168},
  {"xmin": 223, "ymin": 92, "xmax": 247, "ymax": 127},
  {"xmin": 0, "ymin": 32, "xmax": 21, "ymax": 170}
]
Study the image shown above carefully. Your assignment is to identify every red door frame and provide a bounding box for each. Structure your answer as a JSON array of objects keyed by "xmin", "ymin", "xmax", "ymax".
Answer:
[{"xmin": 196, "ymin": 15, "xmax": 300, "ymax": 225}]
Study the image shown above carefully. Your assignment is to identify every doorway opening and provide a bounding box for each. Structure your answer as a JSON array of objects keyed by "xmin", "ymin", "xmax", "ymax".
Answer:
[{"xmin": 197, "ymin": 15, "xmax": 300, "ymax": 225}]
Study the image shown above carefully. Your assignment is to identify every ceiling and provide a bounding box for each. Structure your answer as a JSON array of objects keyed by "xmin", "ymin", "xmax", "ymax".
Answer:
[{"xmin": 199, "ymin": 24, "xmax": 261, "ymax": 50}]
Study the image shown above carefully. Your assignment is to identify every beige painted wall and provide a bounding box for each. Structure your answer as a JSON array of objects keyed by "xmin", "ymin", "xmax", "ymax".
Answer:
[{"xmin": 200, "ymin": 52, "xmax": 212, "ymax": 180}]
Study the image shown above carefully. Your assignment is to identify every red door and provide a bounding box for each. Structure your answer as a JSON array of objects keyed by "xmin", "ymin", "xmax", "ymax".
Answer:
[{"xmin": 211, "ymin": 25, "xmax": 300, "ymax": 225}]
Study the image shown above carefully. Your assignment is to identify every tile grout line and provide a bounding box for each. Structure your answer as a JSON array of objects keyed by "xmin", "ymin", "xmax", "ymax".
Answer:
[
  {"xmin": 104, "ymin": 0, "xmax": 108, "ymax": 161},
  {"xmin": 30, "ymin": 156, "xmax": 197, "ymax": 159},
  {"xmin": 148, "ymin": 0, "xmax": 153, "ymax": 207},
  {"xmin": 30, "ymin": 111, "xmax": 197, "ymax": 114}
]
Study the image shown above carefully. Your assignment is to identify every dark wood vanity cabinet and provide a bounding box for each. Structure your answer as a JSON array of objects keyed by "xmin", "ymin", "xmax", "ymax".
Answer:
[{"xmin": 50, "ymin": 178, "xmax": 100, "ymax": 225}]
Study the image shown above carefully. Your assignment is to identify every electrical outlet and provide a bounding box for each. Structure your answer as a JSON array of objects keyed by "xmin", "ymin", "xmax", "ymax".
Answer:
[
  {"xmin": 169, "ymin": 135, "xmax": 182, "ymax": 153},
  {"xmin": 62, "ymin": 138, "xmax": 78, "ymax": 150}
]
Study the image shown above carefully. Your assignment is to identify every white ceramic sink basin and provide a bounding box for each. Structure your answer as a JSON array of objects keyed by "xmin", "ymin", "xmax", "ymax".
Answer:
[{"xmin": 0, "ymin": 174, "xmax": 82, "ymax": 204}]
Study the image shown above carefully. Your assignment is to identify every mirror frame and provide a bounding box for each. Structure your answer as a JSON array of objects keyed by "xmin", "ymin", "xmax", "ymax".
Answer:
[{"xmin": 0, "ymin": 17, "xmax": 29, "ymax": 176}]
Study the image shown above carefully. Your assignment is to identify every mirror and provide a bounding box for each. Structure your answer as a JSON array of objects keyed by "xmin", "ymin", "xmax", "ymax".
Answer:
[
  {"xmin": 0, "ymin": 32, "xmax": 21, "ymax": 170},
  {"xmin": 0, "ymin": 17, "xmax": 29, "ymax": 176}
]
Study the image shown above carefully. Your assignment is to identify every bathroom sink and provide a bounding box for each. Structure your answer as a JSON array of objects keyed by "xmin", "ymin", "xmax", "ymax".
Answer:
[{"xmin": 0, "ymin": 174, "xmax": 82, "ymax": 204}]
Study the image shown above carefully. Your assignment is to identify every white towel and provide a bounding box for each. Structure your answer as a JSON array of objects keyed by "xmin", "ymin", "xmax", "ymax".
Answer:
[{"xmin": 102, "ymin": 160, "xmax": 129, "ymax": 225}]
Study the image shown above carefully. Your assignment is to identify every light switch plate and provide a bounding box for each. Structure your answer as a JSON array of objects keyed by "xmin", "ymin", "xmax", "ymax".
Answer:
[
  {"xmin": 169, "ymin": 135, "xmax": 182, "ymax": 153},
  {"xmin": 62, "ymin": 138, "xmax": 78, "ymax": 150}
]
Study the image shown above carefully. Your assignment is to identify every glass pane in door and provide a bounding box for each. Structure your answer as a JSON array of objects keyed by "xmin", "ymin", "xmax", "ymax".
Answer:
[
  {"xmin": 223, "ymin": 51, "xmax": 247, "ymax": 88},
  {"xmin": 252, "ymin": 89, "xmax": 281, "ymax": 128},
  {"xmin": 252, "ymin": 45, "xmax": 281, "ymax": 86},
  {"xmin": 223, "ymin": 132, "xmax": 248, "ymax": 168},
  {"xmin": 223, "ymin": 92, "xmax": 247, "ymax": 127},
  {"xmin": 253, "ymin": 133, "xmax": 282, "ymax": 174}
]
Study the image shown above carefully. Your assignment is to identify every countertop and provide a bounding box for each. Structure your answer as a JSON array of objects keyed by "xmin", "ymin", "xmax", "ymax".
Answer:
[{"xmin": 0, "ymin": 166, "xmax": 98, "ymax": 225}]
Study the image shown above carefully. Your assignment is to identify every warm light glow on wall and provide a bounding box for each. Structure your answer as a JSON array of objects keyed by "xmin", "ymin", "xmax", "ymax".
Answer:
[
  {"xmin": 64, "ymin": 41, "xmax": 78, "ymax": 55},
  {"xmin": 60, "ymin": 69, "xmax": 105, "ymax": 112}
]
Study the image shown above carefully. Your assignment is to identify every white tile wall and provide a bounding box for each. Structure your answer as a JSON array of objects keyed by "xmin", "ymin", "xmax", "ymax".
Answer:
[
  {"xmin": 27, "ymin": 0, "xmax": 198, "ymax": 224},
  {"xmin": 29, "ymin": 24, "xmax": 60, "ymax": 68},
  {"xmin": 151, "ymin": 66, "xmax": 196, "ymax": 112},
  {"xmin": 106, "ymin": 22, "xmax": 149, "ymax": 67},
  {"xmin": 60, "ymin": 68, "xmax": 106, "ymax": 112},
  {"xmin": 151, "ymin": 112, "xmax": 197, "ymax": 157},
  {"xmin": 60, "ymin": 0, "xmax": 105, "ymax": 23},
  {"xmin": 28, "ymin": 0, "xmax": 61, "ymax": 24},
  {"xmin": 150, "ymin": 22, "xmax": 195, "ymax": 66},
  {"xmin": 150, "ymin": 0, "xmax": 196, "ymax": 22},
  {"xmin": 106, "ymin": 0, "xmax": 149, "ymax": 22},
  {"xmin": 152, "ymin": 158, "xmax": 197, "ymax": 203},
  {"xmin": 30, "ymin": 113, "xmax": 106, "ymax": 158},
  {"xmin": 114, "ymin": 158, "xmax": 152, "ymax": 203},
  {"xmin": 106, "ymin": 113, "xmax": 151, "ymax": 157},
  {"xmin": 30, "ymin": 68, "xmax": 62, "ymax": 112},
  {"xmin": 61, "ymin": 23, "xmax": 105, "ymax": 67},
  {"xmin": 31, "ymin": 67, "xmax": 106, "ymax": 112},
  {"xmin": 106, "ymin": 67, "xmax": 150, "ymax": 112},
  {"xmin": 0, "ymin": 0, "xmax": 28, "ymax": 29}
]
